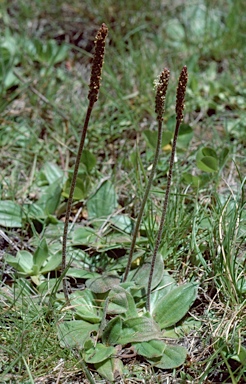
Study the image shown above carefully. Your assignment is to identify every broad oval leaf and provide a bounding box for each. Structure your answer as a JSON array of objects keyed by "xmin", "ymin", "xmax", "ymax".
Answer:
[
  {"xmin": 197, "ymin": 156, "xmax": 219, "ymax": 173},
  {"xmin": 107, "ymin": 286, "xmax": 138, "ymax": 317},
  {"xmin": 83, "ymin": 342, "xmax": 115, "ymax": 364},
  {"xmin": 72, "ymin": 227, "xmax": 99, "ymax": 246},
  {"xmin": 152, "ymin": 282, "xmax": 198, "ymax": 329},
  {"xmin": 86, "ymin": 273, "xmax": 120, "ymax": 293},
  {"xmin": 57, "ymin": 320, "xmax": 98, "ymax": 349},
  {"xmin": 117, "ymin": 315, "xmax": 162, "ymax": 345},
  {"xmin": 0, "ymin": 201, "xmax": 22, "ymax": 228},
  {"xmin": 40, "ymin": 162, "xmax": 64, "ymax": 185},
  {"xmin": 150, "ymin": 271, "xmax": 177, "ymax": 310},
  {"xmin": 87, "ymin": 180, "xmax": 118, "ymax": 221},
  {"xmin": 40, "ymin": 250, "xmax": 62, "ymax": 274},
  {"xmin": 134, "ymin": 339, "xmax": 166, "ymax": 358},
  {"xmin": 147, "ymin": 344, "xmax": 187, "ymax": 369},
  {"xmin": 95, "ymin": 357, "xmax": 123, "ymax": 382},
  {"xmin": 129, "ymin": 253, "xmax": 164, "ymax": 291},
  {"xmin": 70, "ymin": 289, "xmax": 101, "ymax": 323},
  {"xmin": 81, "ymin": 149, "xmax": 97, "ymax": 173},
  {"xmin": 102, "ymin": 316, "xmax": 122, "ymax": 345}
]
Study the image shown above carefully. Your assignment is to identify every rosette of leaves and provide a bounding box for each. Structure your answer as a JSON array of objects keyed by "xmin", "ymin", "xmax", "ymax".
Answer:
[{"xmin": 58, "ymin": 259, "xmax": 198, "ymax": 381}]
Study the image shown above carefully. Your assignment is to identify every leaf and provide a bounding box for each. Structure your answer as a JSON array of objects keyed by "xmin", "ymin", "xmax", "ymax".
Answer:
[
  {"xmin": 129, "ymin": 253, "xmax": 164, "ymax": 291},
  {"xmin": 102, "ymin": 316, "xmax": 122, "ymax": 345},
  {"xmin": 143, "ymin": 130, "xmax": 173, "ymax": 150},
  {"xmin": 196, "ymin": 147, "xmax": 219, "ymax": 172},
  {"xmin": 197, "ymin": 156, "xmax": 219, "ymax": 173},
  {"xmin": 66, "ymin": 268, "xmax": 101, "ymax": 280},
  {"xmin": 72, "ymin": 227, "xmax": 99, "ymax": 246},
  {"xmin": 183, "ymin": 172, "xmax": 202, "ymax": 188},
  {"xmin": 109, "ymin": 214, "xmax": 133, "ymax": 234},
  {"xmin": 117, "ymin": 314, "xmax": 162, "ymax": 345},
  {"xmin": 5, "ymin": 250, "xmax": 33, "ymax": 274},
  {"xmin": 86, "ymin": 273, "xmax": 121, "ymax": 294},
  {"xmin": 81, "ymin": 149, "xmax": 97, "ymax": 173},
  {"xmin": 150, "ymin": 271, "xmax": 177, "ymax": 310},
  {"xmin": 41, "ymin": 162, "xmax": 64, "ymax": 185},
  {"xmin": 57, "ymin": 320, "xmax": 99, "ymax": 349},
  {"xmin": 134, "ymin": 339, "xmax": 166, "ymax": 358},
  {"xmin": 33, "ymin": 238, "xmax": 49, "ymax": 269},
  {"xmin": 87, "ymin": 180, "xmax": 118, "ymax": 221},
  {"xmin": 23, "ymin": 203, "xmax": 46, "ymax": 220},
  {"xmin": 63, "ymin": 175, "xmax": 91, "ymax": 200},
  {"xmin": 95, "ymin": 357, "xmax": 123, "ymax": 382},
  {"xmin": 107, "ymin": 286, "xmax": 138, "ymax": 317},
  {"xmin": 152, "ymin": 282, "xmax": 198, "ymax": 329},
  {"xmin": 83, "ymin": 342, "xmax": 115, "ymax": 364},
  {"xmin": 147, "ymin": 344, "xmax": 187, "ymax": 369},
  {"xmin": 43, "ymin": 182, "xmax": 62, "ymax": 215},
  {"xmin": 70, "ymin": 289, "xmax": 102, "ymax": 323},
  {"xmin": 176, "ymin": 124, "xmax": 193, "ymax": 150},
  {"xmin": 0, "ymin": 201, "xmax": 22, "ymax": 228},
  {"xmin": 40, "ymin": 250, "xmax": 62, "ymax": 274}
]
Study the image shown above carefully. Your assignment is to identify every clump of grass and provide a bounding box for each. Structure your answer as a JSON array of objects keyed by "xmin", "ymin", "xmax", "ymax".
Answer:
[
  {"xmin": 147, "ymin": 66, "xmax": 188, "ymax": 310},
  {"xmin": 62, "ymin": 23, "xmax": 108, "ymax": 304}
]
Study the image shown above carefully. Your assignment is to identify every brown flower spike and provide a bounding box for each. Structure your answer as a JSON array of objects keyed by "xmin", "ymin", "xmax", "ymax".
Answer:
[
  {"xmin": 175, "ymin": 65, "xmax": 188, "ymax": 122},
  {"xmin": 88, "ymin": 23, "xmax": 108, "ymax": 103},
  {"xmin": 155, "ymin": 68, "xmax": 170, "ymax": 121}
]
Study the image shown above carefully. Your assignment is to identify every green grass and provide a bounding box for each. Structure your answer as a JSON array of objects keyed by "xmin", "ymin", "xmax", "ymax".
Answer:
[{"xmin": 0, "ymin": 0, "xmax": 245, "ymax": 382}]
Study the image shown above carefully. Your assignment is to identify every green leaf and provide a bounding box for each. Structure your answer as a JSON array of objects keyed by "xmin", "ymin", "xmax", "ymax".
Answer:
[
  {"xmin": 152, "ymin": 282, "xmax": 198, "ymax": 329},
  {"xmin": 143, "ymin": 129, "xmax": 173, "ymax": 150},
  {"xmin": 129, "ymin": 253, "xmax": 164, "ymax": 291},
  {"xmin": 0, "ymin": 201, "xmax": 22, "ymax": 228},
  {"xmin": 33, "ymin": 238, "xmax": 49, "ymax": 269},
  {"xmin": 70, "ymin": 289, "xmax": 102, "ymax": 323},
  {"xmin": 95, "ymin": 357, "xmax": 123, "ymax": 382},
  {"xmin": 5, "ymin": 250, "xmax": 33, "ymax": 274},
  {"xmin": 107, "ymin": 286, "xmax": 138, "ymax": 317},
  {"xmin": 81, "ymin": 149, "xmax": 97, "ymax": 173},
  {"xmin": 63, "ymin": 175, "xmax": 91, "ymax": 200},
  {"xmin": 102, "ymin": 316, "xmax": 122, "ymax": 345},
  {"xmin": 150, "ymin": 271, "xmax": 177, "ymax": 309},
  {"xmin": 57, "ymin": 320, "xmax": 99, "ymax": 349},
  {"xmin": 87, "ymin": 180, "xmax": 118, "ymax": 221},
  {"xmin": 39, "ymin": 182, "xmax": 62, "ymax": 215},
  {"xmin": 66, "ymin": 268, "xmax": 101, "ymax": 280},
  {"xmin": 117, "ymin": 314, "xmax": 162, "ymax": 345},
  {"xmin": 40, "ymin": 162, "xmax": 64, "ymax": 185},
  {"xmin": 197, "ymin": 156, "xmax": 219, "ymax": 172},
  {"xmin": 40, "ymin": 250, "xmax": 62, "ymax": 274},
  {"xmin": 183, "ymin": 172, "xmax": 202, "ymax": 188},
  {"xmin": 177, "ymin": 124, "xmax": 193, "ymax": 150},
  {"xmin": 109, "ymin": 214, "xmax": 133, "ymax": 234},
  {"xmin": 196, "ymin": 147, "xmax": 219, "ymax": 172},
  {"xmin": 86, "ymin": 273, "xmax": 121, "ymax": 294},
  {"xmin": 23, "ymin": 203, "xmax": 46, "ymax": 220},
  {"xmin": 72, "ymin": 227, "xmax": 99, "ymax": 246},
  {"xmin": 147, "ymin": 344, "xmax": 187, "ymax": 369},
  {"xmin": 83, "ymin": 342, "xmax": 115, "ymax": 364},
  {"xmin": 134, "ymin": 339, "xmax": 166, "ymax": 358}
]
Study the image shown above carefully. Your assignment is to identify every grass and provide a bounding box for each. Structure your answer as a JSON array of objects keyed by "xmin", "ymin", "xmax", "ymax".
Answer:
[{"xmin": 0, "ymin": 0, "xmax": 245, "ymax": 382}]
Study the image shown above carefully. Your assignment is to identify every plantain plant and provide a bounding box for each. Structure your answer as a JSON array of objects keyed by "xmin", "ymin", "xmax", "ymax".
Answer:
[{"xmin": 59, "ymin": 24, "xmax": 198, "ymax": 382}]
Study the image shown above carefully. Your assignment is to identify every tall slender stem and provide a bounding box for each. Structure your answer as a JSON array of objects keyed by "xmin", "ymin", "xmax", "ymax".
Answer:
[
  {"xmin": 62, "ymin": 101, "xmax": 95, "ymax": 303},
  {"xmin": 147, "ymin": 66, "xmax": 188, "ymax": 311},
  {"xmin": 61, "ymin": 24, "xmax": 108, "ymax": 304},
  {"xmin": 123, "ymin": 69, "xmax": 170, "ymax": 282}
]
